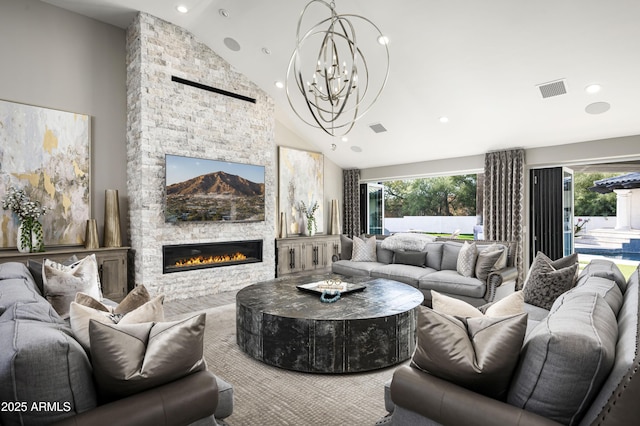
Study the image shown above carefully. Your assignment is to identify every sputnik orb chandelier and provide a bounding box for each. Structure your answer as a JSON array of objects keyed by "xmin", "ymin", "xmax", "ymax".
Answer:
[{"xmin": 286, "ymin": 0, "xmax": 390, "ymax": 137}]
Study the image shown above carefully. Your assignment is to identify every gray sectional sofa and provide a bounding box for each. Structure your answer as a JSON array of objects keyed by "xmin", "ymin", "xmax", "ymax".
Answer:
[
  {"xmin": 386, "ymin": 259, "xmax": 640, "ymax": 426},
  {"xmin": 0, "ymin": 261, "xmax": 233, "ymax": 426},
  {"xmin": 332, "ymin": 235, "xmax": 517, "ymax": 307}
]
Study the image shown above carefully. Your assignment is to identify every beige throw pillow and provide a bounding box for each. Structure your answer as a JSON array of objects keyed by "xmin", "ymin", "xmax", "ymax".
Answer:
[
  {"xmin": 43, "ymin": 254, "xmax": 102, "ymax": 319},
  {"xmin": 90, "ymin": 314, "xmax": 207, "ymax": 400},
  {"xmin": 70, "ymin": 285, "xmax": 164, "ymax": 351},
  {"xmin": 432, "ymin": 290, "xmax": 524, "ymax": 318}
]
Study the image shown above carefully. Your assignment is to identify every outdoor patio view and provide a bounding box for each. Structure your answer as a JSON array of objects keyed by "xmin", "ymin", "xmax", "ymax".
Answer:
[{"xmin": 379, "ymin": 171, "xmax": 640, "ymax": 279}]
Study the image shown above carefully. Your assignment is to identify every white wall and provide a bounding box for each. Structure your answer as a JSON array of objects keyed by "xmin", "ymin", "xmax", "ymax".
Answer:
[{"xmin": 385, "ymin": 216, "xmax": 479, "ymax": 235}]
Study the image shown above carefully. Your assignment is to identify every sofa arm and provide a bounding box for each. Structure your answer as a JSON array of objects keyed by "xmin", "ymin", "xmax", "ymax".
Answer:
[
  {"xmin": 390, "ymin": 366, "xmax": 561, "ymax": 426},
  {"xmin": 52, "ymin": 371, "xmax": 218, "ymax": 426},
  {"xmin": 484, "ymin": 266, "xmax": 518, "ymax": 301}
]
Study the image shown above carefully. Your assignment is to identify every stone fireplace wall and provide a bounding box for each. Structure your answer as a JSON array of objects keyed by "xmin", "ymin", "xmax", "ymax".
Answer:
[{"xmin": 126, "ymin": 13, "xmax": 275, "ymax": 300}]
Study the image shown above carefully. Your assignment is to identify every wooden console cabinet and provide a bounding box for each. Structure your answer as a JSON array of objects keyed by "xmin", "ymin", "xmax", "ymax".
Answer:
[
  {"xmin": 275, "ymin": 235, "xmax": 340, "ymax": 277},
  {"xmin": 0, "ymin": 246, "xmax": 130, "ymax": 302}
]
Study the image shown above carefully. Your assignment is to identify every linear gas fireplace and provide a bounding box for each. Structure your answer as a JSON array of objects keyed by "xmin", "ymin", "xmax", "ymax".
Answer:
[{"xmin": 163, "ymin": 240, "xmax": 263, "ymax": 274}]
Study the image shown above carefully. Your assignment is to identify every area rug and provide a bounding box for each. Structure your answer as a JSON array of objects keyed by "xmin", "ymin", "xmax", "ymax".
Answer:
[{"xmin": 176, "ymin": 303, "xmax": 403, "ymax": 426}]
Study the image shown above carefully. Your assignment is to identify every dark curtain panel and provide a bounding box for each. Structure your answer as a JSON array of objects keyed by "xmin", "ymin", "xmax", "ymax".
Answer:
[
  {"xmin": 343, "ymin": 169, "xmax": 361, "ymax": 237},
  {"xmin": 484, "ymin": 149, "xmax": 525, "ymax": 288}
]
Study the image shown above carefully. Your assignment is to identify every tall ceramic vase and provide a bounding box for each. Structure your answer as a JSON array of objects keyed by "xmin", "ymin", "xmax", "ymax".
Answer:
[
  {"xmin": 85, "ymin": 219, "xmax": 99, "ymax": 249},
  {"xmin": 103, "ymin": 189, "xmax": 122, "ymax": 247},
  {"xmin": 330, "ymin": 199, "xmax": 341, "ymax": 235}
]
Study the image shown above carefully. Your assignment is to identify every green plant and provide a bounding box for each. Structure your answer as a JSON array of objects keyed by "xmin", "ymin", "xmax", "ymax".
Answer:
[
  {"xmin": 2, "ymin": 186, "xmax": 49, "ymax": 251},
  {"xmin": 298, "ymin": 201, "xmax": 319, "ymax": 235}
]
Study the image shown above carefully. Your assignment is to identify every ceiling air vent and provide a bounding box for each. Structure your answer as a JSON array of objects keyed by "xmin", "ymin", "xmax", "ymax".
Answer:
[
  {"xmin": 369, "ymin": 123, "xmax": 387, "ymax": 133},
  {"xmin": 537, "ymin": 79, "xmax": 567, "ymax": 99}
]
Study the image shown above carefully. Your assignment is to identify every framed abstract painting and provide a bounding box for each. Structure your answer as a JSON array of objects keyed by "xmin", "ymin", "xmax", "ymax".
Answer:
[
  {"xmin": 0, "ymin": 99, "xmax": 90, "ymax": 248},
  {"xmin": 278, "ymin": 146, "xmax": 324, "ymax": 235}
]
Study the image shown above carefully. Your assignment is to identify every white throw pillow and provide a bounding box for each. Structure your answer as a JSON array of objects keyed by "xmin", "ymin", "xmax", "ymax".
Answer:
[
  {"xmin": 456, "ymin": 241, "xmax": 478, "ymax": 278},
  {"xmin": 43, "ymin": 254, "xmax": 102, "ymax": 319}
]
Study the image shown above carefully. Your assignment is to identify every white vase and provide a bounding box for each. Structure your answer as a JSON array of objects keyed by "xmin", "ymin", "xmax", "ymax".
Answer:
[{"xmin": 17, "ymin": 219, "xmax": 44, "ymax": 253}]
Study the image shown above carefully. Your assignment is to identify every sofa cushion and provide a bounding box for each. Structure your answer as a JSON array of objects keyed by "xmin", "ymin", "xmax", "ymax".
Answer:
[
  {"xmin": 340, "ymin": 234, "xmax": 353, "ymax": 260},
  {"xmin": 419, "ymin": 270, "xmax": 486, "ymax": 298},
  {"xmin": 0, "ymin": 263, "xmax": 43, "ymax": 311},
  {"xmin": 371, "ymin": 264, "xmax": 435, "ymax": 287},
  {"xmin": 441, "ymin": 241, "xmax": 463, "ymax": 271},
  {"xmin": 331, "ymin": 260, "xmax": 380, "ymax": 277},
  {"xmin": 393, "ymin": 250, "xmax": 426, "ymax": 267},
  {"xmin": 577, "ymin": 258, "xmax": 627, "ymax": 293},
  {"xmin": 456, "ymin": 242, "xmax": 478, "ymax": 278},
  {"xmin": 560, "ymin": 276, "xmax": 623, "ymax": 316},
  {"xmin": 351, "ymin": 236, "xmax": 377, "ymax": 262},
  {"xmin": 424, "ymin": 242, "xmax": 444, "ymax": 270},
  {"xmin": 475, "ymin": 244, "xmax": 506, "ymax": 281},
  {"xmin": 43, "ymin": 254, "xmax": 103, "ymax": 319},
  {"xmin": 507, "ymin": 291, "xmax": 617, "ymax": 425},
  {"xmin": 579, "ymin": 267, "xmax": 638, "ymax": 425},
  {"xmin": 432, "ymin": 290, "xmax": 524, "ymax": 318},
  {"xmin": 522, "ymin": 252, "xmax": 578, "ymax": 310},
  {"xmin": 0, "ymin": 304, "xmax": 97, "ymax": 425},
  {"xmin": 90, "ymin": 314, "xmax": 207, "ymax": 400},
  {"xmin": 412, "ymin": 306, "xmax": 527, "ymax": 400},
  {"xmin": 376, "ymin": 241, "xmax": 394, "ymax": 264}
]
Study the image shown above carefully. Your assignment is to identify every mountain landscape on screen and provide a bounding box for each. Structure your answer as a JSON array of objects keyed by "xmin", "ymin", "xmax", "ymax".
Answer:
[{"xmin": 166, "ymin": 171, "xmax": 265, "ymax": 222}]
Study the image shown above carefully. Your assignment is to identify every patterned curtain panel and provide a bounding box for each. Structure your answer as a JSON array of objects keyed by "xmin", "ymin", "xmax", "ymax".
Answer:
[
  {"xmin": 343, "ymin": 169, "xmax": 361, "ymax": 237},
  {"xmin": 484, "ymin": 149, "xmax": 525, "ymax": 288}
]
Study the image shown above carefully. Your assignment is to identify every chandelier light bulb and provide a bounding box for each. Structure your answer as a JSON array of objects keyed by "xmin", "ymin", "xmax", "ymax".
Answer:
[{"xmin": 286, "ymin": 0, "xmax": 390, "ymax": 137}]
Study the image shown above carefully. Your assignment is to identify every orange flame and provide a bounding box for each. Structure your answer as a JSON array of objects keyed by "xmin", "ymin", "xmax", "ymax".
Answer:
[{"xmin": 174, "ymin": 252, "xmax": 247, "ymax": 267}]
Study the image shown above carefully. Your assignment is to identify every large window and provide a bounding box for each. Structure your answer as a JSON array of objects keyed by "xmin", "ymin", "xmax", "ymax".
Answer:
[{"xmin": 380, "ymin": 174, "xmax": 481, "ymax": 237}]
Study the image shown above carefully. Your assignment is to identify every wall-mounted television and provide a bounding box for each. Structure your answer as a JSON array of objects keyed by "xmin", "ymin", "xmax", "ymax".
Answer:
[{"xmin": 165, "ymin": 154, "xmax": 265, "ymax": 223}]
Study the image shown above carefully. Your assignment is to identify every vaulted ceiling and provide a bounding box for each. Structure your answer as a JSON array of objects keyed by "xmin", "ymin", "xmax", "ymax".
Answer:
[{"xmin": 42, "ymin": 0, "xmax": 640, "ymax": 169}]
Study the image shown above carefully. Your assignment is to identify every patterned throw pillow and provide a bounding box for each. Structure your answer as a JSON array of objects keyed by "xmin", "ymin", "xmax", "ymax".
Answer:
[
  {"xmin": 456, "ymin": 241, "xmax": 478, "ymax": 277},
  {"xmin": 351, "ymin": 236, "xmax": 377, "ymax": 262},
  {"xmin": 523, "ymin": 252, "xmax": 578, "ymax": 310},
  {"xmin": 43, "ymin": 254, "xmax": 102, "ymax": 319}
]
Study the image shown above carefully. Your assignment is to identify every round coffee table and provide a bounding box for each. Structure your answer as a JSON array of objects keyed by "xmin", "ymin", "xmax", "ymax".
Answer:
[{"xmin": 236, "ymin": 275, "xmax": 423, "ymax": 373}]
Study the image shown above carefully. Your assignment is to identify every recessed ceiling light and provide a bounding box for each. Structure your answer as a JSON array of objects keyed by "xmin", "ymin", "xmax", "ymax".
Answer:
[
  {"xmin": 377, "ymin": 35, "xmax": 389, "ymax": 45},
  {"xmin": 341, "ymin": 136, "xmax": 348, "ymax": 142},
  {"xmin": 274, "ymin": 81, "xmax": 284, "ymax": 89},
  {"xmin": 219, "ymin": 9, "xmax": 229, "ymax": 18},
  {"xmin": 262, "ymin": 47, "xmax": 271, "ymax": 55},
  {"xmin": 176, "ymin": 5, "xmax": 189, "ymax": 14},
  {"xmin": 439, "ymin": 116, "xmax": 449, "ymax": 123},
  {"xmin": 351, "ymin": 145, "xmax": 363, "ymax": 153},
  {"xmin": 585, "ymin": 84, "xmax": 602, "ymax": 94},
  {"xmin": 223, "ymin": 37, "xmax": 241, "ymax": 52},
  {"xmin": 585, "ymin": 101, "xmax": 610, "ymax": 115}
]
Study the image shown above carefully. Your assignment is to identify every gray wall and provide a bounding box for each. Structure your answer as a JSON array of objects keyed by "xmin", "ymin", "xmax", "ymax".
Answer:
[{"xmin": 0, "ymin": 0, "xmax": 128, "ymax": 245}]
